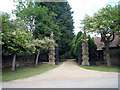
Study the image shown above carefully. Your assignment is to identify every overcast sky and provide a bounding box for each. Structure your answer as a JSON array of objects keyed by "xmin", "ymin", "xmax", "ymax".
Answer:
[
  {"xmin": 67, "ymin": 0, "xmax": 119, "ymax": 34},
  {"xmin": 0, "ymin": 0, "xmax": 119, "ymax": 35}
]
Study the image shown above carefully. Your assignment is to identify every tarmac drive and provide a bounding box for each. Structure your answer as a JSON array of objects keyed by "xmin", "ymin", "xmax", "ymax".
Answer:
[{"xmin": 2, "ymin": 59, "xmax": 118, "ymax": 88}]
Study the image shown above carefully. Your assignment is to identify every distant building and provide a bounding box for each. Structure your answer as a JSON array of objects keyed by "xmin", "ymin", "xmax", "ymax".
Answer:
[{"xmin": 93, "ymin": 35, "xmax": 120, "ymax": 65}]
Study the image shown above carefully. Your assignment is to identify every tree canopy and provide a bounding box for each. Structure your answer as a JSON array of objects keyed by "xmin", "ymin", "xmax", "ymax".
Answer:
[
  {"xmin": 81, "ymin": 5, "xmax": 119, "ymax": 66},
  {"xmin": 13, "ymin": 1, "xmax": 75, "ymax": 58},
  {"xmin": 81, "ymin": 5, "xmax": 119, "ymax": 42},
  {"xmin": 2, "ymin": 13, "xmax": 35, "ymax": 56}
]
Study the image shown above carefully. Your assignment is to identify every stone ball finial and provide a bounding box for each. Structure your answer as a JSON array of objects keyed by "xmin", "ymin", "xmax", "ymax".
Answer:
[{"xmin": 50, "ymin": 31, "xmax": 54, "ymax": 40}]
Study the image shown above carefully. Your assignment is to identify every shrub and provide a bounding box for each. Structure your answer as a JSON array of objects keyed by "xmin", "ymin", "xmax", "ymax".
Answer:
[{"xmin": 71, "ymin": 31, "xmax": 97, "ymax": 65}]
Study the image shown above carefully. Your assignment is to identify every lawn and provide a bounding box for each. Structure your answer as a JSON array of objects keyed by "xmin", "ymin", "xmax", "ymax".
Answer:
[
  {"xmin": 0, "ymin": 73, "xmax": 2, "ymax": 82},
  {"xmin": 2, "ymin": 62, "xmax": 62, "ymax": 82},
  {"xmin": 79, "ymin": 65, "xmax": 119, "ymax": 72}
]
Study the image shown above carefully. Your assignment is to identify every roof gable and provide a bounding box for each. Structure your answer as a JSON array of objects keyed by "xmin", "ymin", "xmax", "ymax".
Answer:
[{"xmin": 93, "ymin": 35, "xmax": 119, "ymax": 50}]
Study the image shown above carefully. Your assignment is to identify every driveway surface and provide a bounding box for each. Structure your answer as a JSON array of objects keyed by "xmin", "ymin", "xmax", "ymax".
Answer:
[{"xmin": 2, "ymin": 59, "xmax": 118, "ymax": 88}]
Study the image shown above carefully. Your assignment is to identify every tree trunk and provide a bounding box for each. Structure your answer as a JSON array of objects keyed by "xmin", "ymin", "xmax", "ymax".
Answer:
[
  {"xmin": 11, "ymin": 54, "xmax": 16, "ymax": 72},
  {"xmin": 35, "ymin": 48, "xmax": 40, "ymax": 66},
  {"xmin": 105, "ymin": 43, "xmax": 111, "ymax": 67}
]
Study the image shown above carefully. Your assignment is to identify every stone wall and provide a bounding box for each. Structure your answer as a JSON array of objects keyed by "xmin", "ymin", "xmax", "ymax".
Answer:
[
  {"xmin": 103, "ymin": 47, "xmax": 120, "ymax": 66},
  {"xmin": 2, "ymin": 55, "xmax": 35, "ymax": 68},
  {"xmin": 109, "ymin": 47, "xmax": 120, "ymax": 65},
  {"xmin": 2, "ymin": 51, "xmax": 57, "ymax": 68}
]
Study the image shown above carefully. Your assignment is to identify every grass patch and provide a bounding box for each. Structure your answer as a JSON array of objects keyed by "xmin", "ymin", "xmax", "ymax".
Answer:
[
  {"xmin": 79, "ymin": 65, "xmax": 119, "ymax": 72},
  {"xmin": 2, "ymin": 62, "xmax": 62, "ymax": 82},
  {"xmin": 0, "ymin": 73, "xmax": 2, "ymax": 82}
]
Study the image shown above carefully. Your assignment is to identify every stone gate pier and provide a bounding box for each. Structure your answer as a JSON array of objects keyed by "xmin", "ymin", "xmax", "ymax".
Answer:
[
  {"xmin": 81, "ymin": 35, "xmax": 90, "ymax": 66},
  {"xmin": 49, "ymin": 32, "xmax": 56, "ymax": 65},
  {"xmin": 49, "ymin": 46, "xmax": 55, "ymax": 65}
]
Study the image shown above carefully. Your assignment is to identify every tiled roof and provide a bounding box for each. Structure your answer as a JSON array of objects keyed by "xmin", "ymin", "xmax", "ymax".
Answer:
[
  {"xmin": 109, "ymin": 35, "xmax": 119, "ymax": 47},
  {"xmin": 93, "ymin": 35, "xmax": 119, "ymax": 50},
  {"xmin": 93, "ymin": 37, "xmax": 103, "ymax": 50}
]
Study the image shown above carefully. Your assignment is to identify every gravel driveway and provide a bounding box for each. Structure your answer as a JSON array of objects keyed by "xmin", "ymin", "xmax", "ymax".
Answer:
[{"xmin": 2, "ymin": 59, "xmax": 118, "ymax": 88}]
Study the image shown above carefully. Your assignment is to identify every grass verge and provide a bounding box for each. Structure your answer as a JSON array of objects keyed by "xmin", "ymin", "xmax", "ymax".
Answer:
[
  {"xmin": 2, "ymin": 62, "xmax": 62, "ymax": 82},
  {"xmin": 79, "ymin": 65, "xmax": 119, "ymax": 72}
]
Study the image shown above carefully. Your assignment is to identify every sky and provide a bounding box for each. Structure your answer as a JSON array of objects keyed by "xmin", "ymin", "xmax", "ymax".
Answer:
[
  {"xmin": 0, "ymin": 0, "xmax": 119, "ymax": 35},
  {"xmin": 67, "ymin": 0, "xmax": 119, "ymax": 34}
]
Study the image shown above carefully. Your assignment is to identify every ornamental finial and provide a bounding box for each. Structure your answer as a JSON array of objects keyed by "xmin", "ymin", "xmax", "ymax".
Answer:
[{"xmin": 50, "ymin": 31, "xmax": 54, "ymax": 40}]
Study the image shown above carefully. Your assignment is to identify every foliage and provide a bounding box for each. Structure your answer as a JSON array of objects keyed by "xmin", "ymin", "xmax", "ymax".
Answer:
[
  {"xmin": 53, "ymin": 2, "xmax": 74, "ymax": 57},
  {"xmin": 13, "ymin": 1, "xmax": 60, "ymax": 39},
  {"xmin": 81, "ymin": 5, "xmax": 119, "ymax": 36},
  {"xmin": 1, "ymin": 13, "xmax": 35, "ymax": 56},
  {"xmin": 81, "ymin": 5, "xmax": 119, "ymax": 47},
  {"xmin": 34, "ymin": 2, "xmax": 75, "ymax": 58},
  {"xmin": 13, "ymin": 2, "xmax": 74, "ymax": 59},
  {"xmin": 71, "ymin": 31, "xmax": 83, "ymax": 59},
  {"xmin": 60, "ymin": 50, "xmax": 73, "ymax": 59},
  {"xmin": 2, "ymin": 12, "xmax": 56, "ymax": 56},
  {"xmin": 72, "ymin": 31, "xmax": 97, "ymax": 65},
  {"xmin": 81, "ymin": 5, "xmax": 119, "ymax": 66},
  {"xmin": 33, "ymin": 37, "xmax": 57, "ymax": 49},
  {"xmin": 31, "ymin": 36, "xmax": 57, "ymax": 66},
  {"xmin": 88, "ymin": 35, "xmax": 97, "ymax": 60}
]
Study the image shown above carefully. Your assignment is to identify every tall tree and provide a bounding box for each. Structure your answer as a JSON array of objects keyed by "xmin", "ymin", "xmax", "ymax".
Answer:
[
  {"xmin": 36, "ymin": 2, "xmax": 74, "ymax": 58},
  {"xmin": 81, "ymin": 5, "xmax": 119, "ymax": 66},
  {"xmin": 13, "ymin": 1, "xmax": 62, "ymax": 62},
  {"xmin": 1, "ymin": 13, "xmax": 36, "ymax": 71},
  {"xmin": 13, "ymin": 1, "xmax": 60, "ymax": 39},
  {"xmin": 13, "ymin": 1, "xmax": 74, "ymax": 59}
]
